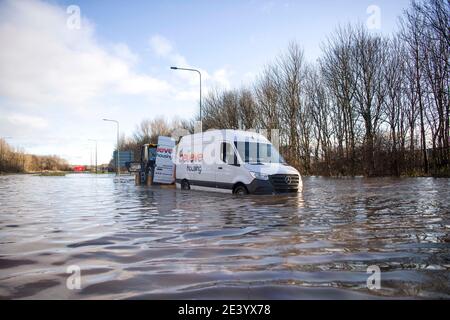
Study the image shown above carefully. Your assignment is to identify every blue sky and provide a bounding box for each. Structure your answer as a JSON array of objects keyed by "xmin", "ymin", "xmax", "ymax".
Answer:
[
  {"xmin": 0, "ymin": 0, "xmax": 412, "ymax": 164},
  {"xmin": 60, "ymin": 0, "xmax": 410, "ymax": 73}
]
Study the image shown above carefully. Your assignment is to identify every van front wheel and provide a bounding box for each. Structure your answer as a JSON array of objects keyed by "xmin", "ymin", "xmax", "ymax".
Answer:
[
  {"xmin": 181, "ymin": 180, "xmax": 190, "ymax": 190},
  {"xmin": 233, "ymin": 185, "xmax": 248, "ymax": 195}
]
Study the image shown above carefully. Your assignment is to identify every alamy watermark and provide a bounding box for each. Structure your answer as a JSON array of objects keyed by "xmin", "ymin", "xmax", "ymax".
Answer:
[
  {"xmin": 366, "ymin": 265, "xmax": 381, "ymax": 290},
  {"xmin": 66, "ymin": 265, "xmax": 81, "ymax": 290},
  {"xmin": 366, "ymin": 5, "xmax": 381, "ymax": 30},
  {"xmin": 66, "ymin": 5, "xmax": 81, "ymax": 30}
]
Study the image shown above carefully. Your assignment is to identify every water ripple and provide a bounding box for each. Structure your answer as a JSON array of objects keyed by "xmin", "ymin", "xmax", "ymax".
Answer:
[{"xmin": 0, "ymin": 174, "xmax": 449, "ymax": 299}]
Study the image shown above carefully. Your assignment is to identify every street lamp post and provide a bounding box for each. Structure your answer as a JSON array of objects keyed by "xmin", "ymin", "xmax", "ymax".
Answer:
[
  {"xmin": 103, "ymin": 119, "xmax": 120, "ymax": 176},
  {"xmin": 88, "ymin": 139, "xmax": 98, "ymax": 174},
  {"xmin": 170, "ymin": 67, "xmax": 202, "ymax": 132}
]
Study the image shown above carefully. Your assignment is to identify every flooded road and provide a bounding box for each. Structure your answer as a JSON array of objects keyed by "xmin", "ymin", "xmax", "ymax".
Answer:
[{"xmin": 0, "ymin": 174, "xmax": 449, "ymax": 299}]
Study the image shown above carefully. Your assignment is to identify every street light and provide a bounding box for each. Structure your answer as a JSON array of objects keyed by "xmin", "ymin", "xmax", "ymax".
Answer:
[
  {"xmin": 103, "ymin": 119, "xmax": 120, "ymax": 176},
  {"xmin": 88, "ymin": 139, "xmax": 98, "ymax": 174},
  {"xmin": 170, "ymin": 66, "xmax": 202, "ymax": 132}
]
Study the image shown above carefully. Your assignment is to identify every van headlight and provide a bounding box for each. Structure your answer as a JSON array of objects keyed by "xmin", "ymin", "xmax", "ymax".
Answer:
[{"xmin": 250, "ymin": 171, "xmax": 269, "ymax": 181}]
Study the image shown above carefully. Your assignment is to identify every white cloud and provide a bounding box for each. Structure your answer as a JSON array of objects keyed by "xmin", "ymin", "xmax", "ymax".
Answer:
[
  {"xmin": 0, "ymin": 0, "xmax": 178, "ymax": 164},
  {"xmin": 7, "ymin": 114, "xmax": 48, "ymax": 129},
  {"xmin": 150, "ymin": 35, "xmax": 174, "ymax": 57},
  {"xmin": 242, "ymin": 71, "xmax": 257, "ymax": 86},
  {"xmin": 0, "ymin": 0, "xmax": 170, "ymax": 108},
  {"xmin": 117, "ymin": 74, "xmax": 170, "ymax": 95},
  {"xmin": 174, "ymin": 90, "xmax": 200, "ymax": 102},
  {"xmin": 149, "ymin": 34, "xmax": 234, "ymax": 93},
  {"xmin": 212, "ymin": 68, "xmax": 232, "ymax": 89},
  {"xmin": 149, "ymin": 34, "xmax": 188, "ymax": 69},
  {"xmin": 170, "ymin": 53, "xmax": 189, "ymax": 68},
  {"xmin": 112, "ymin": 43, "xmax": 139, "ymax": 65},
  {"xmin": 0, "ymin": 1, "xmax": 236, "ymax": 164}
]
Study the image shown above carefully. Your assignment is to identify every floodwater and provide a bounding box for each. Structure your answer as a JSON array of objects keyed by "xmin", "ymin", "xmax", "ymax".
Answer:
[{"xmin": 0, "ymin": 174, "xmax": 449, "ymax": 300}]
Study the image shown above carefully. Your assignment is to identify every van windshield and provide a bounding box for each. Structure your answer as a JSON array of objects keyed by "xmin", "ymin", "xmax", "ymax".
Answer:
[{"xmin": 235, "ymin": 141, "xmax": 285, "ymax": 164}]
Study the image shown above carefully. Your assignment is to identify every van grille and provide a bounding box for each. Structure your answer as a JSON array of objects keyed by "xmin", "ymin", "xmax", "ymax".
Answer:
[{"xmin": 269, "ymin": 174, "xmax": 299, "ymax": 192}]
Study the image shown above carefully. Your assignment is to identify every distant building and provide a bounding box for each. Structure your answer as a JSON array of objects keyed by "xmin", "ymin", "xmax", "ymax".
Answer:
[
  {"xmin": 112, "ymin": 150, "xmax": 133, "ymax": 169},
  {"xmin": 73, "ymin": 165, "xmax": 86, "ymax": 172}
]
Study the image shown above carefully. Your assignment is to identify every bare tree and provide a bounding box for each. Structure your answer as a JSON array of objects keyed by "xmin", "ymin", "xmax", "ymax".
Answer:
[
  {"xmin": 277, "ymin": 42, "xmax": 307, "ymax": 171},
  {"xmin": 113, "ymin": 0, "xmax": 449, "ymax": 177},
  {"xmin": 305, "ymin": 65, "xmax": 334, "ymax": 175},
  {"xmin": 238, "ymin": 88, "xmax": 258, "ymax": 130},
  {"xmin": 382, "ymin": 36, "xmax": 408, "ymax": 175},
  {"xmin": 400, "ymin": 3, "xmax": 429, "ymax": 173},
  {"xmin": 254, "ymin": 65, "xmax": 281, "ymax": 141},
  {"xmin": 320, "ymin": 25, "xmax": 359, "ymax": 175},
  {"xmin": 353, "ymin": 25, "xmax": 388, "ymax": 176}
]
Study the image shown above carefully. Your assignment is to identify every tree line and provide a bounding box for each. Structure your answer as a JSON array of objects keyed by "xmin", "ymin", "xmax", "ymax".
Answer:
[
  {"xmin": 0, "ymin": 138, "xmax": 70, "ymax": 173},
  {"xmin": 121, "ymin": 0, "xmax": 449, "ymax": 177}
]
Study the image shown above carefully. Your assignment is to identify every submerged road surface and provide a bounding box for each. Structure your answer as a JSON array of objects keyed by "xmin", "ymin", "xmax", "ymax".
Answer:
[{"xmin": 0, "ymin": 174, "xmax": 449, "ymax": 299}]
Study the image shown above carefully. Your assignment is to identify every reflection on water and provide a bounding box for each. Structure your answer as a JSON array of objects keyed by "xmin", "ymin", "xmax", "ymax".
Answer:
[{"xmin": 0, "ymin": 174, "xmax": 449, "ymax": 299}]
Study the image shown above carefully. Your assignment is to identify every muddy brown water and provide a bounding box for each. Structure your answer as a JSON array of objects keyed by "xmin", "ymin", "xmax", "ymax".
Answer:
[{"xmin": 0, "ymin": 174, "xmax": 449, "ymax": 299}]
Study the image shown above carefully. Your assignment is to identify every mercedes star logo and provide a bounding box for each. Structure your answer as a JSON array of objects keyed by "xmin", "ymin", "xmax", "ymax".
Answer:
[{"xmin": 285, "ymin": 176, "xmax": 292, "ymax": 184}]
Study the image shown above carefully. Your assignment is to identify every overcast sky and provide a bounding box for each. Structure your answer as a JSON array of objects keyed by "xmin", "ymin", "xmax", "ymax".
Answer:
[{"xmin": 0, "ymin": 0, "xmax": 412, "ymax": 164}]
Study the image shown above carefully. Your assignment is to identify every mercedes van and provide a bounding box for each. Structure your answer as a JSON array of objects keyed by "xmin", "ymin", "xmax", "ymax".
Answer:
[{"xmin": 175, "ymin": 130, "xmax": 302, "ymax": 195}]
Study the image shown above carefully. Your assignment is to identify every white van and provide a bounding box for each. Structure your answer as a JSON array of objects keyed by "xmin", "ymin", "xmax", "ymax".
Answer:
[{"xmin": 175, "ymin": 130, "xmax": 302, "ymax": 195}]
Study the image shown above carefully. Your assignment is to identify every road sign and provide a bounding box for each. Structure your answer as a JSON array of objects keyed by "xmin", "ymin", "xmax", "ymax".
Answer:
[{"xmin": 153, "ymin": 136, "xmax": 175, "ymax": 184}]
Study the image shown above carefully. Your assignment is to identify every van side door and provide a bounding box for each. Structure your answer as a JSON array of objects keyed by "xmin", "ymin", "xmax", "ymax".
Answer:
[{"xmin": 216, "ymin": 142, "xmax": 240, "ymax": 191}]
